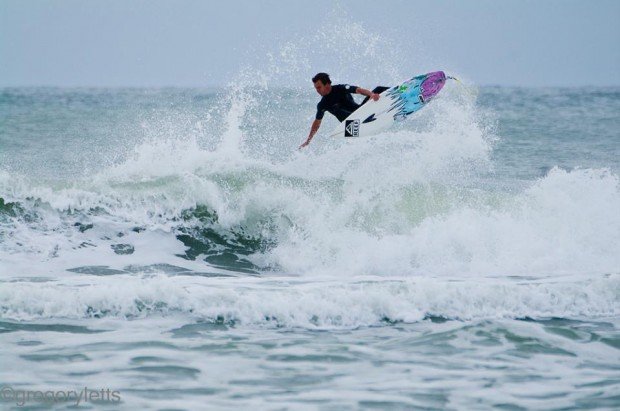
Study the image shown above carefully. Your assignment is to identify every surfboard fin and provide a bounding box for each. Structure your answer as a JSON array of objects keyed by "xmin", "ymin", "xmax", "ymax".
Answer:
[{"xmin": 363, "ymin": 114, "xmax": 377, "ymax": 124}]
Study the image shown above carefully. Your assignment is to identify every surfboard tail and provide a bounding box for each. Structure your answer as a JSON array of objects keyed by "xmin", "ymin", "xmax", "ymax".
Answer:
[{"xmin": 420, "ymin": 71, "xmax": 446, "ymax": 102}]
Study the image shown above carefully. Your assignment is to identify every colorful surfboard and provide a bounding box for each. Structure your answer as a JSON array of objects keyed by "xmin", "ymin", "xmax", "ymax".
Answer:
[{"xmin": 330, "ymin": 71, "xmax": 449, "ymax": 138}]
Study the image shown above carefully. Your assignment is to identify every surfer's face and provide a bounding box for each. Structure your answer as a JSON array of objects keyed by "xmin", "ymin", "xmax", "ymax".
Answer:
[{"xmin": 314, "ymin": 81, "xmax": 331, "ymax": 96}]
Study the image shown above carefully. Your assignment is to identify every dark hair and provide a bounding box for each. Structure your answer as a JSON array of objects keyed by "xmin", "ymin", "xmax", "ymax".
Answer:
[{"xmin": 312, "ymin": 72, "xmax": 331, "ymax": 85}]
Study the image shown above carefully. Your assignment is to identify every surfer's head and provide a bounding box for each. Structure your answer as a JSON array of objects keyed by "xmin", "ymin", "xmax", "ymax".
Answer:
[{"xmin": 312, "ymin": 72, "xmax": 332, "ymax": 96}]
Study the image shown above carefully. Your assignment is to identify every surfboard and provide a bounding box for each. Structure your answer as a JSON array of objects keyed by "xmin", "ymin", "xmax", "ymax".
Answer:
[{"xmin": 329, "ymin": 71, "xmax": 448, "ymax": 138}]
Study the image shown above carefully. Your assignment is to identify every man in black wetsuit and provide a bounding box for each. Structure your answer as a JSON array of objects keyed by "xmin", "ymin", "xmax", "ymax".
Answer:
[{"xmin": 300, "ymin": 73, "xmax": 388, "ymax": 148}]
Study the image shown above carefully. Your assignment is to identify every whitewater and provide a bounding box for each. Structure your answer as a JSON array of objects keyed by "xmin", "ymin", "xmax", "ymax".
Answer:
[{"xmin": 1, "ymin": 22, "xmax": 619, "ymax": 411}]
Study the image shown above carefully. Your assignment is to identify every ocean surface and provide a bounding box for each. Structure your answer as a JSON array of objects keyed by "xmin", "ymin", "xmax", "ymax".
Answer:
[{"xmin": 1, "ymin": 81, "xmax": 619, "ymax": 410}]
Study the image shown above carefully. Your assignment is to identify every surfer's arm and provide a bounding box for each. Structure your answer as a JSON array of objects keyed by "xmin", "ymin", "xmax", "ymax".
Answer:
[
  {"xmin": 300, "ymin": 119, "xmax": 321, "ymax": 148},
  {"xmin": 356, "ymin": 87, "xmax": 380, "ymax": 101}
]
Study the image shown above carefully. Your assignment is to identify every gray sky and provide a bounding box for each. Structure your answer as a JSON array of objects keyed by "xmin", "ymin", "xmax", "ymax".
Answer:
[{"xmin": 1, "ymin": 0, "xmax": 619, "ymax": 87}]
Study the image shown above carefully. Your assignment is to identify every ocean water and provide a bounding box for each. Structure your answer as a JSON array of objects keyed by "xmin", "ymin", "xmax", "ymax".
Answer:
[{"xmin": 1, "ymin": 78, "xmax": 619, "ymax": 410}]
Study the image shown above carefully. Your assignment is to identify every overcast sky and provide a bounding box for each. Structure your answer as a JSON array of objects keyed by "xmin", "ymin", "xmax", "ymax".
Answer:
[{"xmin": 1, "ymin": 0, "xmax": 619, "ymax": 87}]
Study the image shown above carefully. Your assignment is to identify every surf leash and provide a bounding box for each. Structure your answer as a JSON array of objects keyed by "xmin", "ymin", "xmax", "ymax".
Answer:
[{"xmin": 447, "ymin": 75, "xmax": 477, "ymax": 98}]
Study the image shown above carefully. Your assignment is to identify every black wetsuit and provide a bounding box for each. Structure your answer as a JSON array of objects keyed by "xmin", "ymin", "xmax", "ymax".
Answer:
[
  {"xmin": 315, "ymin": 84, "xmax": 361, "ymax": 122},
  {"xmin": 315, "ymin": 85, "xmax": 390, "ymax": 122}
]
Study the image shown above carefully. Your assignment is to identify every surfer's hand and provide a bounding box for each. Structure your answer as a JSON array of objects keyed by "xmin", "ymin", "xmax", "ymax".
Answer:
[
  {"xmin": 371, "ymin": 93, "xmax": 380, "ymax": 101},
  {"xmin": 299, "ymin": 140, "xmax": 310, "ymax": 149}
]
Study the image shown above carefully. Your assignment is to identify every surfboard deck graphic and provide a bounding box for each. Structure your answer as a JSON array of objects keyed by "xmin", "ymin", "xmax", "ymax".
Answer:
[{"xmin": 330, "ymin": 71, "xmax": 447, "ymax": 138}]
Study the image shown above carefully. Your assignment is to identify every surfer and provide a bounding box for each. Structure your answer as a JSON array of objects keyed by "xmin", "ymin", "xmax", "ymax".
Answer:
[{"xmin": 300, "ymin": 73, "xmax": 388, "ymax": 148}]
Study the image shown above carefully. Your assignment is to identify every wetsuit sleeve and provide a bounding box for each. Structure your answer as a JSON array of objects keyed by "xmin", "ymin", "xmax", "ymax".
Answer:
[
  {"xmin": 315, "ymin": 101, "xmax": 326, "ymax": 120},
  {"xmin": 343, "ymin": 84, "xmax": 359, "ymax": 93}
]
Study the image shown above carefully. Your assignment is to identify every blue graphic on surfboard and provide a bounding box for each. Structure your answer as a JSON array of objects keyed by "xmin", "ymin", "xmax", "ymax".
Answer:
[{"xmin": 330, "ymin": 71, "xmax": 448, "ymax": 138}]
